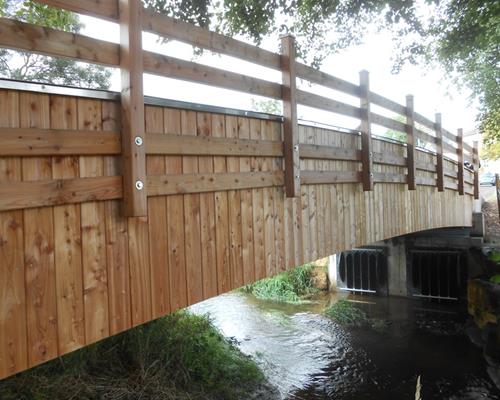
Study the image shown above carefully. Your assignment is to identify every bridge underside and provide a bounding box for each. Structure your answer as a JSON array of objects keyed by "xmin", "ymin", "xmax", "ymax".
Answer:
[{"xmin": 0, "ymin": 86, "xmax": 473, "ymax": 379}]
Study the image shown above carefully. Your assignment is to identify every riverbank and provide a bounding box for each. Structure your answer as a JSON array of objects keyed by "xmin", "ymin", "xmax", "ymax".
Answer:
[{"xmin": 0, "ymin": 311, "xmax": 275, "ymax": 400}]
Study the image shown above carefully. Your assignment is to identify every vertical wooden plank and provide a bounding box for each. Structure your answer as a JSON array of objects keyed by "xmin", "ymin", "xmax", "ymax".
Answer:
[
  {"xmin": 271, "ymin": 121, "xmax": 286, "ymax": 271},
  {"xmin": 473, "ymin": 141, "xmax": 480, "ymax": 200},
  {"xmin": 0, "ymin": 89, "xmax": 27, "ymax": 379},
  {"xmin": 435, "ymin": 113, "xmax": 445, "ymax": 192},
  {"xmin": 212, "ymin": 114, "xmax": 231, "ymax": 292},
  {"xmin": 262, "ymin": 120, "xmax": 276, "ymax": 276},
  {"xmin": 250, "ymin": 119, "xmax": 267, "ymax": 279},
  {"xmin": 406, "ymin": 95, "xmax": 416, "ymax": 190},
  {"xmin": 50, "ymin": 95, "xmax": 85, "ymax": 354},
  {"xmin": 306, "ymin": 126, "xmax": 318, "ymax": 260},
  {"xmin": 299, "ymin": 126, "xmax": 311, "ymax": 263},
  {"xmin": 181, "ymin": 110, "xmax": 203, "ymax": 303},
  {"xmin": 20, "ymin": 92, "xmax": 58, "ymax": 366},
  {"xmin": 78, "ymin": 98, "xmax": 109, "ymax": 344},
  {"xmin": 127, "ymin": 215, "xmax": 151, "ymax": 326},
  {"xmin": 359, "ymin": 70, "xmax": 373, "ymax": 191},
  {"xmin": 102, "ymin": 100, "xmax": 131, "ymax": 335},
  {"xmin": 146, "ymin": 106, "xmax": 170, "ymax": 318},
  {"xmin": 164, "ymin": 108, "xmax": 188, "ymax": 310},
  {"xmin": 226, "ymin": 115, "xmax": 244, "ymax": 287},
  {"xmin": 456, "ymin": 128, "xmax": 465, "ymax": 196},
  {"xmin": 281, "ymin": 35, "xmax": 300, "ymax": 198},
  {"xmin": 197, "ymin": 112, "xmax": 217, "ymax": 299},
  {"xmin": 238, "ymin": 117, "xmax": 256, "ymax": 283},
  {"xmin": 119, "ymin": 0, "xmax": 146, "ymax": 216}
]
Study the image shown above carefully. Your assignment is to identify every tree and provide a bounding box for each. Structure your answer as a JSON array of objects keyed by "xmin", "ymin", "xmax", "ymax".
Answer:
[
  {"xmin": 145, "ymin": 0, "xmax": 498, "ymax": 158},
  {"xmin": 0, "ymin": 0, "xmax": 111, "ymax": 89}
]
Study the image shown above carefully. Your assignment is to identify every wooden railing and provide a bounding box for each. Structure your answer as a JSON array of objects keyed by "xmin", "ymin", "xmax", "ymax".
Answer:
[{"xmin": 0, "ymin": 0, "xmax": 479, "ymax": 218}]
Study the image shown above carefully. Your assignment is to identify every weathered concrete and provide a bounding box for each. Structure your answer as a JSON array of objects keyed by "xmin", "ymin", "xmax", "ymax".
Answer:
[{"xmin": 386, "ymin": 238, "xmax": 408, "ymax": 297}]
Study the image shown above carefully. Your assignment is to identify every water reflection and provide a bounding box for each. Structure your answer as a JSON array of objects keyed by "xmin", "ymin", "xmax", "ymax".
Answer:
[{"xmin": 190, "ymin": 292, "xmax": 500, "ymax": 400}]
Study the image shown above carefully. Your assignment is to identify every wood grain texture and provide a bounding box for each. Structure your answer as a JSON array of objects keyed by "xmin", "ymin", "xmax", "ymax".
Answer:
[
  {"xmin": 50, "ymin": 95, "xmax": 84, "ymax": 355},
  {"xmin": 20, "ymin": 92, "xmax": 58, "ymax": 367},
  {"xmin": 0, "ymin": 89, "xmax": 27, "ymax": 379}
]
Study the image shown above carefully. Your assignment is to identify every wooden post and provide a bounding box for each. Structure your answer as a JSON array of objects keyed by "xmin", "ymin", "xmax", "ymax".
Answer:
[
  {"xmin": 496, "ymin": 173, "xmax": 500, "ymax": 222},
  {"xmin": 405, "ymin": 95, "xmax": 416, "ymax": 190},
  {"xmin": 280, "ymin": 35, "xmax": 300, "ymax": 198},
  {"xmin": 473, "ymin": 141, "xmax": 479, "ymax": 200},
  {"xmin": 434, "ymin": 113, "xmax": 444, "ymax": 192},
  {"xmin": 119, "ymin": 0, "xmax": 147, "ymax": 216},
  {"xmin": 359, "ymin": 70, "xmax": 373, "ymax": 191},
  {"xmin": 456, "ymin": 128, "xmax": 465, "ymax": 195}
]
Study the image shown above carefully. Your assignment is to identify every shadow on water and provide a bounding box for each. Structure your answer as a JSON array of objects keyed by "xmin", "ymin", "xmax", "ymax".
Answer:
[{"xmin": 190, "ymin": 291, "xmax": 500, "ymax": 400}]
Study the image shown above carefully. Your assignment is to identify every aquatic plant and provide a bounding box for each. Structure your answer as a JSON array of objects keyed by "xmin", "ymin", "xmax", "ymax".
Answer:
[
  {"xmin": 242, "ymin": 264, "xmax": 320, "ymax": 303},
  {"xmin": 325, "ymin": 300, "xmax": 368, "ymax": 327},
  {"xmin": 0, "ymin": 312, "xmax": 264, "ymax": 400}
]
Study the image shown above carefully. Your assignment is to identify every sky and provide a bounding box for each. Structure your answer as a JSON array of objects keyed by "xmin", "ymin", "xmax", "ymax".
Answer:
[{"xmin": 79, "ymin": 13, "xmax": 479, "ymax": 139}]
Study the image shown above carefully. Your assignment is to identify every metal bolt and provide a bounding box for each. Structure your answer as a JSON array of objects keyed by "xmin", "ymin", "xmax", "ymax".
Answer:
[
  {"xmin": 135, "ymin": 180, "xmax": 144, "ymax": 190},
  {"xmin": 134, "ymin": 136, "xmax": 143, "ymax": 146},
  {"xmin": 370, "ymin": 173, "xmax": 374, "ymax": 177},
  {"xmin": 295, "ymin": 175, "xmax": 300, "ymax": 179},
  {"xmin": 369, "ymin": 151, "xmax": 373, "ymax": 157},
  {"xmin": 293, "ymin": 145, "xmax": 299, "ymax": 151}
]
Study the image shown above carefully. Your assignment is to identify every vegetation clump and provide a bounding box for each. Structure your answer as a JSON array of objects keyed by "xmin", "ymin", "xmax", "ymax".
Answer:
[
  {"xmin": 0, "ymin": 312, "xmax": 264, "ymax": 400},
  {"xmin": 242, "ymin": 264, "xmax": 320, "ymax": 303},
  {"xmin": 325, "ymin": 300, "xmax": 368, "ymax": 327}
]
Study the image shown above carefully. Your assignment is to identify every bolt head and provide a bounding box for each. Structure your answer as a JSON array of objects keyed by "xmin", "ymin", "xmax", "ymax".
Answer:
[
  {"xmin": 293, "ymin": 145, "xmax": 299, "ymax": 151},
  {"xmin": 134, "ymin": 136, "xmax": 143, "ymax": 146},
  {"xmin": 135, "ymin": 180, "xmax": 144, "ymax": 190}
]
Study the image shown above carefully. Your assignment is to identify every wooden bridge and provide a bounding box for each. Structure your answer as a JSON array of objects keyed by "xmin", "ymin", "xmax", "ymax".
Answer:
[{"xmin": 0, "ymin": 0, "xmax": 478, "ymax": 380}]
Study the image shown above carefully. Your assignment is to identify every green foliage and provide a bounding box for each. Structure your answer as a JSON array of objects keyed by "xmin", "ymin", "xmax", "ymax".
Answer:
[
  {"xmin": 242, "ymin": 263, "xmax": 319, "ymax": 303},
  {"xmin": 0, "ymin": 0, "xmax": 111, "ymax": 89},
  {"xmin": 489, "ymin": 251, "xmax": 500, "ymax": 264},
  {"xmin": 251, "ymin": 98, "xmax": 282, "ymax": 115},
  {"xmin": 325, "ymin": 300, "xmax": 368, "ymax": 327},
  {"xmin": 0, "ymin": 312, "xmax": 263, "ymax": 400},
  {"xmin": 489, "ymin": 274, "xmax": 500, "ymax": 284}
]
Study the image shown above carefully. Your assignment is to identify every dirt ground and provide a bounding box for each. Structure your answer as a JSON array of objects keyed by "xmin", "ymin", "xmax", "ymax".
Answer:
[{"xmin": 482, "ymin": 185, "xmax": 500, "ymax": 243}]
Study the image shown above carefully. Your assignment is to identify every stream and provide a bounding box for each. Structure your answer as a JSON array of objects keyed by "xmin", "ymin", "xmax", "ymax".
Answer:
[{"xmin": 190, "ymin": 291, "xmax": 500, "ymax": 399}]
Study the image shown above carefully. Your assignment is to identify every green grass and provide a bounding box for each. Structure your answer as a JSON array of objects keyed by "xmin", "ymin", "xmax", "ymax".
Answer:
[
  {"xmin": 241, "ymin": 264, "xmax": 319, "ymax": 303},
  {"xmin": 0, "ymin": 312, "xmax": 263, "ymax": 400},
  {"xmin": 325, "ymin": 300, "xmax": 368, "ymax": 327}
]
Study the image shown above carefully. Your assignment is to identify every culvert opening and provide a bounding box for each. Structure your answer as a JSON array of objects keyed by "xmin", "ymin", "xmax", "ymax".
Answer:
[
  {"xmin": 337, "ymin": 248, "xmax": 388, "ymax": 295},
  {"xmin": 408, "ymin": 249, "xmax": 467, "ymax": 301}
]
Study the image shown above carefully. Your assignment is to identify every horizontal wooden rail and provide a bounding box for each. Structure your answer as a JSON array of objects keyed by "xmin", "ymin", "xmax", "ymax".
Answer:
[
  {"xmin": 296, "ymin": 90, "xmax": 361, "ymax": 118},
  {"xmin": 373, "ymin": 172, "xmax": 407, "ymax": 184},
  {"xmin": 295, "ymin": 62, "xmax": 359, "ymax": 97},
  {"xmin": 37, "ymin": 0, "xmax": 282, "ymax": 70},
  {"xmin": 0, "ymin": 176, "xmax": 123, "ymax": 211},
  {"xmin": 415, "ymin": 159, "xmax": 437, "ymax": 173},
  {"xmin": 146, "ymin": 134, "xmax": 283, "ymax": 156},
  {"xmin": 143, "ymin": 9, "xmax": 281, "ymax": 70},
  {"xmin": 370, "ymin": 92, "xmax": 406, "ymax": 115},
  {"xmin": 416, "ymin": 176, "xmax": 437, "ymax": 186},
  {"xmin": 147, "ymin": 171, "xmax": 284, "ymax": 196},
  {"xmin": 370, "ymin": 112, "xmax": 407, "ymax": 132},
  {"xmin": 143, "ymin": 51, "xmax": 282, "ymax": 99},
  {"xmin": 0, "ymin": 128, "xmax": 121, "ymax": 156},
  {"xmin": 372, "ymin": 152, "xmax": 406, "ymax": 166},
  {"xmin": 300, "ymin": 171, "xmax": 360, "ymax": 185},
  {"xmin": 36, "ymin": 0, "xmax": 119, "ymax": 21},
  {"xmin": 414, "ymin": 112, "xmax": 435, "ymax": 132},
  {"xmin": 415, "ymin": 128, "xmax": 437, "ymax": 145},
  {"xmin": 0, "ymin": 17, "xmax": 119, "ymax": 66},
  {"xmin": 299, "ymin": 144, "xmax": 360, "ymax": 161}
]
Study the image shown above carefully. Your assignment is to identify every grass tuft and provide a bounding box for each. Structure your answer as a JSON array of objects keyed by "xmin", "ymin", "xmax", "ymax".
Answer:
[
  {"xmin": 241, "ymin": 264, "xmax": 319, "ymax": 303},
  {"xmin": 0, "ymin": 311, "xmax": 263, "ymax": 400},
  {"xmin": 325, "ymin": 300, "xmax": 368, "ymax": 327}
]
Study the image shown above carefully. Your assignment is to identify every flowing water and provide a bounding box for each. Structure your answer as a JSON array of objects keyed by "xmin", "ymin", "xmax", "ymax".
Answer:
[{"xmin": 190, "ymin": 291, "xmax": 500, "ymax": 399}]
